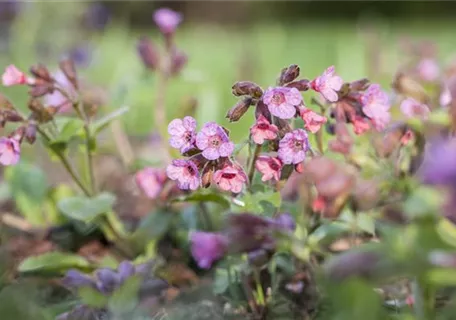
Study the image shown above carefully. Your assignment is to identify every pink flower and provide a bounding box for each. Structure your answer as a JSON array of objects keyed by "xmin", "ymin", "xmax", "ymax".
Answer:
[
  {"xmin": 255, "ymin": 156, "xmax": 282, "ymax": 182},
  {"xmin": 360, "ymin": 84, "xmax": 391, "ymax": 131},
  {"xmin": 153, "ymin": 8, "xmax": 182, "ymax": 35},
  {"xmin": 278, "ymin": 129, "xmax": 309, "ymax": 164},
  {"xmin": 417, "ymin": 59, "xmax": 439, "ymax": 82},
  {"xmin": 312, "ymin": 196, "xmax": 326, "ymax": 213},
  {"xmin": 166, "ymin": 159, "xmax": 200, "ymax": 190},
  {"xmin": 440, "ymin": 85, "xmax": 451, "ymax": 107},
  {"xmin": 190, "ymin": 231, "xmax": 228, "ymax": 269},
  {"xmin": 310, "ymin": 66, "xmax": 343, "ymax": 102},
  {"xmin": 352, "ymin": 116, "xmax": 371, "ymax": 135},
  {"xmin": 400, "ymin": 98, "xmax": 430, "ymax": 119},
  {"xmin": 196, "ymin": 122, "xmax": 234, "ymax": 160},
  {"xmin": 43, "ymin": 71, "xmax": 76, "ymax": 113},
  {"xmin": 2, "ymin": 65, "xmax": 30, "ymax": 86},
  {"xmin": 135, "ymin": 167, "xmax": 166, "ymax": 199},
  {"xmin": 250, "ymin": 115, "xmax": 278, "ymax": 144},
  {"xmin": 0, "ymin": 137, "xmax": 20, "ymax": 165},
  {"xmin": 300, "ymin": 108, "xmax": 327, "ymax": 133},
  {"xmin": 168, "ymin": 116, "xmax": 197, "ymax": 153},
  {"xmin": 213, "ymin": 164, "xmax": 247, "ymax": 193},
  {"xmin": 262, "ymin": 87, "xmax": 302, "ymax": 119}
]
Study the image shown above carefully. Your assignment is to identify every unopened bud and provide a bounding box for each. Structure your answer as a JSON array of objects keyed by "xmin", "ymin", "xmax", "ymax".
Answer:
[
  {"xmin": 25, "ymin": 121, "xmax": 37, "ymax": 144},
  {"xmin": 29, "ymin": 79, "xmax": 54, "ymax": 97},
  {"xmin": 29, "ymin": 64, "xmax": 53, "ymax": 82},
  {"xmin": 279, "ymin": 64, "xmax": 300, "ymax": 85},
  {"xmin": 232, "ymin": 81, "xmax": 263, "ymax": 99},
  {"xmin": 59, "ymin": 58, "xmax": 78, "ymax": 90},
  {"xmin": 350, "ymin": 78, "xmax": 370, "ymax": 91},
  {"xmin": 285, "ymin": 79, "xmax": 310, "ymax": 91},
  {"xmin": 226, "ymin": 97, "xmax": 252, "ymax": 122},
  {"xmin": 392, "ymin": 72, "xmax": 429, "ymax": 103},
  {"xmin": 4, "ymin": 110, "xmax": 23, "ymax": 123},
  {"xmin": 294, "ymin": 162, "xmax": 304, "ymax": 173},
  {"xmin": 201, "ymin": 165, "xmax": 215, "ymax": 188},
  {"xmin": 12, "ymin": 126, "xmax": 26, "ymax": 143},
  {"xmin": 28, "ymin": 99, "xmax": 54, "ymax": 123},
  {"xmin": 137, "ymin": 36, "xmax": 160, "ymax": 70},
  {"xmin": 170, "ymin": 48, "xmax": 187, "ymax": 76}
]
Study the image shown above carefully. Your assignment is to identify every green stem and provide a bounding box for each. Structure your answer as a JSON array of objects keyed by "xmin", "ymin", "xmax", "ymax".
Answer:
[
  {"xmin": 198, "ymin": 202, "xmax": 212, "ymax": 230},
  {"xmin": 248, "ymin": 144, "xmax": 261, "ymax": 185},
  {"xmin": 253, "ymin": 270, "xmax": 265, "ymax": 306},
  {"xmin": 412, "ymin": 277, "xmax": 435, "ymax": 320},
  {"xmin": 78, "ymin": 100, "xmax": 97, "ymax": 195}
]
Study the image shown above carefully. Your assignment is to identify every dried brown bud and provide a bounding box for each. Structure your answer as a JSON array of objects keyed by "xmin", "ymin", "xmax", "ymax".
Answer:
[
  {"xmin": 25, "ymin": 121, "xmax": 37, "ymax": 144},
  {"xmin": 28, "ymin": 99, "xmax": 55, "ymax": 123},
  {"xmin": 255, "ymin": 100, "xmax": 272, "ymax": 120},
  {"xmin": 232, "ymin": 81, "xmax": 263, "ymax": 99},
  {"xmin": 279, "ymin": 64, "xmax": 300, "ymax": 85},
  {"xmin": 315, "ymin": 171, "xmax": 354, "ymax": 199},
  {"xmin": 170, "ymin": 48, "xmax": 187, "ymax": 76},
  {"xmin": 350, "ymin": 78, "xmax": 370, "ymax": 92},
  {"xmin": 29, "ymin": 79, "xmax": 54, "ymax": 97},
  {"xmin": 392, "ymin": 72, "xmax": 429, "ymax": 104},
  {"xmin": 4, "ymin": 110, "xmax": 24, "ymax": 123},
  {"xmin": 30, "ymin": 64, "xmax": 53, "ymax": 82},
  {"xmin": 275, "ymin": 118, "xmax": 292, "ymax": 136},
  {"xmin": 59, "ymin": 58, "xmax": 78, "ymax": 90},
  {"xmin": 285, "ymin": 79, "xmax": 310, "ymax": 91},
  {"xmin": 201, "ymin": 164, "xmax": 215, "ymax": 188},
  {"xmin": 373, "ymin": 124, "xmax": 407, "ymax": 158},
  {"xmin": 137, "ymin": 36, "xmax": 160, "ymax": 70},
  {"xmin": 226, "ymin": 97, "xmax": 252, "ymax": 122}
]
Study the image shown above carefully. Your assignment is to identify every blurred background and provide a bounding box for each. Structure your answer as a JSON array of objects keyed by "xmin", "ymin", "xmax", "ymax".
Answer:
[{"xmin": 2, "ymin": 1, "xmax": 456, "ymax": 142}]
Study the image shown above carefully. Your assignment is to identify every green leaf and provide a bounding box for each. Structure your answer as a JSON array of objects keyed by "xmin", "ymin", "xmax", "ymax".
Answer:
[
  {"xmin": 232, "ymin": 191, "xmax": 281, "ymax": 216},
  {"xmin": 438, "ymin": 219, "xmax": 456, "ymax": 248},
  {"xmin": 404, "ymin": 186, "xmax": 443, "ymax": 219},
  {"xmin": 213, "ymin": 269, "xmax": 229, "ymax": 295},
  {"xmin": 426, "ymin": 268, "xmax": 456, "ymax": 286},
  {"xmin": 6, "ymin": 162, "xmax": 48, "ymax": 203},
  {"xmin": 78, "ymin": 286, "xmax": 108, "ymax": 308},
  {"xmin": 57, "ymin": 192, "xmax": 116, "ymax": 222},
  {"xmin": 18, "ymin": 252, "xmax": 92, "ymax": 275},
  {"xmin": 52, "ymin": 118, "xmax": 84, "ymax": 144},
  {"xmin": 108, "ymin": 275, "xmax": 141, "ymax": 315},
  {"xmin": 308, "ymin": 222, "xmax": 350, "ymax": 246},
  {"xmin": 172, "ymin": 190, "xmax": 230, "ymax": 210},
  {"xmin": 91, "ymin": 106, "xmax": 130, "ymax": 135},
  {"xmin": 130, "ymin": 210, "xmax": 173, "ymax": 249}
]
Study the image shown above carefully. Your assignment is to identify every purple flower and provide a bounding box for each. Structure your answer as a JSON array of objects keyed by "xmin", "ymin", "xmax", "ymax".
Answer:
[
  {"xmin": 153, "ymin": 8, "xmax": 182, "ymax": 35},
  {"xmin": 168, "ymin": 116, "xmax": 197, "ymax": 153},
  {"xmin": 262, "ymin": 86, "xmax": 302, "ymax": 119},
  {"xmin": 166, "ymin": 159, "xmax": 200, "ymax": 190},
  {"xmin": 95, "ymin": 268, "xmax": 120, "ymax": 294},
  {"xmin": 400, "ymin": 98, "xmax": 430, "ymax": 119},
  {"xmin": 278, "ymin": 129, "xmax": 309, "ymax": 164},
  {"xmin": 360, "ymin": 84, "xmax": 391, "ymax": 131},
  {"xmin": 117, "ymin": 261, "xmax": 135, "ymax": 282},
  {"xmin": 0, "ymin": 137, "xmax": 20, "ymax": 165},
  {"xmin": 62, "ymin": 269, "xmax": 94, "ymax": 289},
  {"xmin": 196, "ymin": 122, "xmax": 234, "ymax": 160},
  {"xmin": 190, "ymin": 231, "xmax": 228, "ymax": 269},
  {"xmin": 420, "ymin": 139, "xmax": 456, "ymax": 187},
  {"xmin": 135, "ymin": 167, "xmax": 166, "ymax": 199},
  {"xmin": 43, "ymin": 70, "xmax": 76, "ymax": 113},
  {"xmin": 213, "ymin": 164, "xmax": 247, "ymax": 193},
  {"xmin": 310, "ymin": 66, "xmax": 343, "ymax": 102},
  {"xmin": 272, "ymin": 213, "xmax": 296, "ymax": 231},
  {"xmin": 417, "ymin": 59, "xmax": 440, "ymax": 82}
]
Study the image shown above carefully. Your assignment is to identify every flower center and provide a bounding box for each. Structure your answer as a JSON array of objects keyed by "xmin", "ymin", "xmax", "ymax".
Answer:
[
  {"xmin": 209, "ymin": 135, "xmax": 222, "ymax": 147},
  {"xmin": 271, "ymin": 93, "xmax": 285, "ymax": 105},
  {"xmin": 257, "ymin": 123, "xmax": 269, "ymax": 130},
  {"xmin": 186, "ymin": 165, "xmax": 196, "ymax": 175},
  {"xmin": 269, "ymin": 161, "xmax": 280, "ymax": 171},
  {"xmin": 221, "ymin": 173, "xmax": 236, "ymax": 179},
  {"xmin": 184, "ymin": 131, "xmax": 193, "ymax": 142},
  {"xmin": 293, "ymin": 139, "xmax": 303, "ymax": 151}
]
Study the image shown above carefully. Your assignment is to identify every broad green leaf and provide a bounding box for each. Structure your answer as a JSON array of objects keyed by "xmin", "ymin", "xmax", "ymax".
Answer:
[
  {"xmin": 108, "ymin": 275, "xmax": 141, "ymax": 315},
  {"xmin": 52, "ymin": 118, "xmax": 84, "ymax": 144},
  {"xmin": 232, "ymin": 191, "xmax": 281, "ymax": 216},
  {"xmin": 57, "ymin": 192, "xmax": 116, "ymax": 222},
  {"xmin": 437, "ymin": 218, "xmax": 456, "ymax": 249},
  {"xmin": 5, "ymin": 162, "xmax": 48, "ymax": 203},
  {"xmin": 18, "ymin": 252, "xmax": 92, "ymax": 275},
  {"xmin": 78, "ymin": 286, "xmax": 108, "ymax": 308},
  {"xmin": 404, "ymin": 186, "xmax": 443, "ymax": 219},
  {"xmin": 213, "ymin": 269, "xmax": 229, "ymax": 295},
  {"xmin": 130, "ymin": 210, "xmax": 173, "ymax": 249},
  {"xmin": 426, "ymin": 268, "xmax": 456, "ymax": 286},
  {"xmin": 308, "ymin": 222, "xmax": 350, "ymax": 246},
  {"xmin": 172, "ymin": 190, "xmax": 230, "ymax": 210},
  {"xmin": 91, "ymin": 106, "xmax": 130, "ymax": 135}
]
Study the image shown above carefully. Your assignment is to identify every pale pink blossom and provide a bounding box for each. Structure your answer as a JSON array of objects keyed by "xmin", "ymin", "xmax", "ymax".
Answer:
[
  {"xmin": 213, "ymin": 164, "xmax": 247, "ymax": 193},
  {"xmin": 440, "ymin": 85, "xmax": 452, "ymax": 107},
  {"xmin": 135, "ymin": 167, "xmax": 166, "ymax": 199},
  {"xmin": 196, "ymin": 122, "xmax": 234, "ymax": 160},
  {"xmin": 43, "ymin": 70, "xmax": 76, "ymax": 113},
  {"xmin": 278, "ymin": 129, "xmax": 309, "ymax": 164},
  {"xmin": 262, "ymin": 87, "xmax": 302, "ymax": 119},
  {"xmin": 153, "ymin": 8, "xmax": 182, "ymax": 35},
  {"xmin": 417, "ymin": 59, "xmax": 440, "ymax": 82},
  {"xmin": 168, "ymin": 116, "xmax": 197, "ymax": 153},
  {"xmin": 250, "ymin": 115, "xmax": 278, "ymax": 144},
  {"xmin": 400, "ymin": 98, "xmax": 430, "ymax": 119},
  {"xmin": 0, "ymin": 137, "xmax": 20, "ymax": 165},
  {"xmin": 255, "ymin": 156, "xmax": 282, "ymax": 182},
  {"xmin": 2, "ymin": 65, "xmax": 31, "ymax": 86},
  {"xmin": 352, "ymin": 116, "xmax": 371, "ymax": 135},
  {"xmin": 166, "ymin": 159, "xmax": 200, "ymax": 190},
  {"xmin": 300, "ymin": 108, "xmax": 327, "ymax": 133},
  {"xmin": 310, "ymin": 66, "xmax": 343, "ymax": 102},
  {"xmin": 360, "ymin": 84, "xmax": 391, "ymax": 131}
]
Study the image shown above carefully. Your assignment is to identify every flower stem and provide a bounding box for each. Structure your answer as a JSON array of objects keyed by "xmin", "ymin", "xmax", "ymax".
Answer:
[
  {"xmin": 248, "ymin": 143, "xmax": 261, "ymax": 185},
  {"xmin": 412, "ymin": 277, "xmax": 435, "ymax": 320}
]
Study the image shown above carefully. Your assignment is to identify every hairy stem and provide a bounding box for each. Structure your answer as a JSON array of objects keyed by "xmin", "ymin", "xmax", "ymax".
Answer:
[{"xmin": 248, "ymin": 143, "xmax": 261, "ymax": 185}]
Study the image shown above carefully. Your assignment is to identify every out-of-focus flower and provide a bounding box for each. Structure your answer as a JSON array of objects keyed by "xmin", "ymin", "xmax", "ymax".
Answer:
[
  {"xmin": 0, "ymin": 136, "xmax": 20, "ymax": 165},
  {"xmin": 43, "ymin": 70, "xmax": 76, "ymax": 113},
  {"xmin": 117, "ymin": 261, "xmax": 135, "ymax": 282},
  {"xmin": 400, "ymin": 97, "xmax": 430, "ymax": 119},
  {"xmin": 440, "ymin": 85, "xmax": 452, "ymax": 107},
  {"xmin": 213, "ymin": 164, "xmax": 247, "ymax": 193},
  {"xmin": 360, "ymin": 84, "xmax": 391, "ymax": 131},
  {"xmin": 262, "ymin": 86, "xmax": 302, "ymax": 119},
  {"xmin": 96, "ymin": 268, "xmax": 120, "ymax": 294},
  {"xmin": 166, "ymin": 159, "xmax": 200, "ymax": 190},
  {"xmin": 352, "ymin": 115, "xmax": 371, "ymax": 135},
  {"xmin": 420, "ymin": 139, "xmax": 456, "ymax": 187},
  {"xmin": 170, "ymin": 47, "xmax": 188, "ymax": 75},
  {"xmin": 300, "ymin": 108, "xmax": 327, "ymax": 133},
  {"xmin": 271, "ymin": 212, "xmax": 296, "ymax": 231},
  {"xmin": 85, "ymin": 3, "xmax": 110, "ymax": 30},
  {"xmin": 62, "ymin": 269, "xmax": 94, "ymax": 289},
  {"xmin": 168, "ymin": 116, "xmax": 197, "ymax": 154},
  {"xmin": 2, "ymin": 65, "xmax": 31, "ymax": 86},
  {"xmin": 310, "ymin": 66, "xmax": 343, "ymax": 102},
  {"xmin": 250, "ymin": 114, "xmax": 278, "ymax": 144},
  {"xmin": 278, "ymin": 129, "xmax": 309, "ymax": 164},
  {"xmin": 312, "ymin": 195, "xmax": 327, "ymax": 213},
  {"xmin": 196, "ymin": 122, "xmax": 234, "ymax": 160},
  {"xmin": 135, "ymin": 167, "xmax": 166, "ymax": 199},
  {"xmin": 328, "ymin": 123, "xmax": 353, "ymax": 155},
  {"xmin": 153, "ymin": 8, "xmax": 182, "ymax": 36},
  {"xmin": 416, "ymin": 58, "xmax": 440, "ymax": 82},
  {"xmin": 255, "ymin": 156, "xmax": 282, "ymax": 182},
  {"xmin": 190, "ymin": 231, "xmax": 228, "ymax": 269},
  {"xmin": 68, "ymin": 44, "xmax": 92, "ymax": 68},
  {"xmin": 137, "ymin": 36, "xmax": 160, "ymax": 71}
]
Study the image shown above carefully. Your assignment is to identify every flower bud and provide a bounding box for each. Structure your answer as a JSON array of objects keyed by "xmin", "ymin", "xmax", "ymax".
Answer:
[
  {"xmin": 137, "ymin": 36, "xmax": 160, "ymax": 70},
  {"xmin": 24, "ymin": 121, "xmax": 37, "ymax": 144},
  {"xmin": 226, "ymin": 97, "xmax": 252, "ymax": 122},
  {"xmin": 96, "ymin": 268, "xmax": 120, "ymax": 294},
  {"xmin": 278, "ymin": 64, "xmax": 300, "ymax": 85},
  {"xmin": 350, "ymin": 78, "xmax": 370, "ymax": 91},
  {"xmin": 201, "ymin": 164, "xmax": 215, "ymax": 188},
  {"xmin": 392, "ymin": 72, "xmax": 429, "ymax": 103},
  {"xmin": 285, "ymin": 79, "xmax": 310, "ymax": 91},
  {"xmin": 294, "ymin": 162, "xmax": 304, "ymax": 173},
  {"xmin": 62, "ymin": 269, "xmax": 95, "ymax": 289},
  {"xmin": 59, "ymin": 58, "xmax": 78, "ymax": 90},
  {"xmin": 29, "ymin": 64, "xmax": 52, "ymax": 82},
  {"xmin": 170, "ymin": 48, "xmax": 187, "ymax": 76},
  {"xmin": 28, "ymin": 99, "xmax": 54, "ymax": 123},
  {"xmin": 232, "ymin": 81, "xmax": 263, "ymax": 99},
  {"xmin": 29, "ymin": 79, "xmax": 54, "ymax": 97}
]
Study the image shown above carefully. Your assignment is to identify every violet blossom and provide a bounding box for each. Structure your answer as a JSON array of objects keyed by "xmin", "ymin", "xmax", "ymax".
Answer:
[
  {"xmin": 135, "ymin": 167, "xmax": 167, "ymax": 199},
  {"xmin": 190, "ymin": 231, "xmax": 228, "ymax": 269},
  {"xmin": 262, "ymin": 86, "xmax": 303, "ymax": 119},
  {"xmin": 400, "ymin": 97, "xmax": 430, "ymax": 119},
  {"xmin": 416, "ymin": 58, "xmax": 440, "ymax": 82},
  {"xmin": 196, "ymin": 122, "xmax": 234, "ymax": 160},
  {"xmin": 250, "ymin": 115, "xmax": 278, "ymax": 144},
  {"xmin": 310, "ymin": 66, "xmax": 343, "ymax": 102},
  {"xmin": 255, "ymin": 156, "xmax": 282, "ymax": 182},
  {"xmin": 360, "ymin": 84, "xmax": 391, "ymax": 131},
  {"xmin": 300, "ymin": 108, "xmax": 327, "ymax": 133},
  {"xmin": 213, "ymin": 164, "xmax": 247, "ymax": 193},
  {"xmin": 153, "ymin": 8, "xmax": 182, "ymax": 35},
  {"xmin": 43, "ymin": 70, "xmax": 76, "ymax": 113},
  {"xmin": 278, "ymin": 129, "xmax": 309, "ymax": 164},
  {"xmin": 168, "ymin": 116, "xmax": 197, "ymax": 153},
  {"xmin": 0, "ymin": 137, "xmax": 20, "ymax": 165},
  {"xmin": 166, "ymin": 159, "xmax": 200, "ymax": 190}
]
